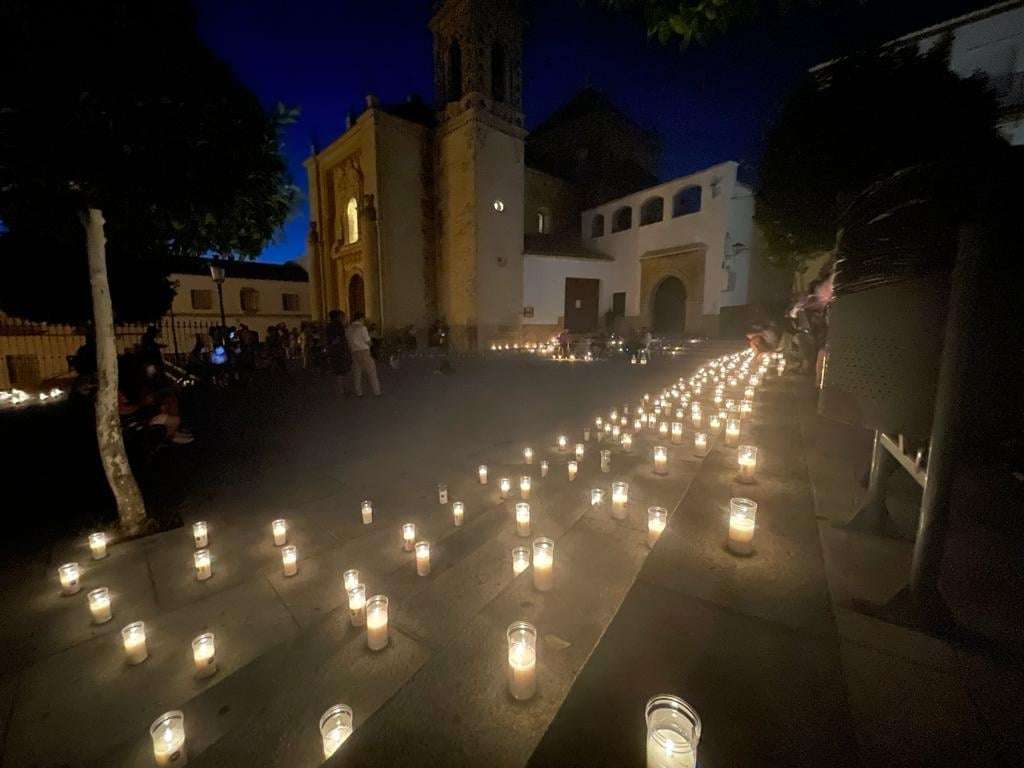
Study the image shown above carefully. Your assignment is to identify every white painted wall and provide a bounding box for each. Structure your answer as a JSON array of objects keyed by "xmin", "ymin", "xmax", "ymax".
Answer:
[
  {"xmin": 169, "ymin": 272, "xmax": 309, "ymax": 337},
  {"xmin": 522, "ymin": 255, "xmax": 615, "ymax": 325}
]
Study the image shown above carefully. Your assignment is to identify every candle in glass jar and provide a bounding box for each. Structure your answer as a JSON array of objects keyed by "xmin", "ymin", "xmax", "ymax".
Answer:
[
  {"xmin": 532, "ymin": 538, "xmax": 554, "ymax": 591},
  {"xmin": 737, "ymin": 445, "xmax": 758, "ymax": 482},
  {"xmin": 88, "ymin": 587, "xmax": 111, "ymax": 624},
  {"xmin": 611, "ymin": 481, "xmax": 628, "ymax": 519},
  {"xmin": 540, "ymin": 460, "xmax": 549, "ymax": 478},
  {"xmin": 708, "ymin": 414, "xmax": 722, "ymax": 434},
  {"xmin": 567, "ymin": 460, "xmax": 578, "ymax": 481},
  {"xmin": 122, "ymin": 621, "xmax": 148, "ymax": 664},
  {"xmin": 438, "ymin": 483, "xmax": 448, "ymax": 504},
  {"xmin": 575, "ymin": 443, "xmax": 585, "ymax": 460},
  {"xmin": 744, "ymin": 386, "xmax": 755, "ymax": 400},
  {"xmin": 583, "ymin": 428, "xmax": 591, "ymax": 442},
  {"xmin": 520, "ymin": 475, "xmax": 531, "ymax": 499},
  {"xmin": 725, "ymin": 418, "xmax": 741, "ymax": 445},
  {"xmin": 740, "ymin": 399, "xmax": 753, "ymax": 417},
  {"xmin": 348, "ymin": 583, "xmax": 366, "ymax": 626},
  {"xmin": 558, "ymin": 434, "xmax": 568, "ymax": 451},
  {"xmin": 507, "ymin": 621, "xmax": 537, "ymax": 701},
  {"xmin": 591, "ymin": 487, "xmax": 603, "ymax": 506},
  {"xmin": 690, "ymin": 406, "xmax": 702, "ymax": 429},
  {"xmin": 361, "ymin": 500, "xmax": 373, "ymax": 525},
  {"xmin": 366, "ymin": 595, "xmax": 389, "ymax": 650},
  {"xmin": 192, "ymin": 631, "xmax": 217, "ymax": 678},
  {"xmin": 479, "ymin": 464, "xmax": 488, "ymax": 484},
  {"xmin": 194, "ymin": 548, "xmax": 212, "ymax": 581},
  {"xmin": 58, "ymin": 562, "xmax": 80, "ymax": 595},
  {"xmin": 671, "ymin": 422, "xmax": 683, "ymax": 444},
  {"xmin": 622, "ymin": 432, "xmax": 633, "ymax": 451},
  {"xmin": 499, "ymin": 477, "xmax": 511, "ymax": 499},
  {"xmin": 89, "ymin": 532, "xmax": 107, "ymax": 560},
  {"xmin": 319, "ymin": 704, "xmax": 353, "ymax": 760},
  {"xmin": 272, "ymin": 519, "xmax": 287, "ymax": 546},
  {"xmin": 653, "ymin": 446, "xmax": 668, "ymax": 475},
  {"xmin": 600, "ymin": 449, "xmax": 611, "ymax": 473},
  {"xmin": 659, "ymin": 422, "xmax": 669, "ymax": 438},
  {"xmin": 281, "ymin": 545, "xmax": 298, "ymax": 576},
  {"xmin": 647, "ymin": 506, "xmax": 668, "ymax": 547},
  {"xmin": 344, "ymin": 568, "xmax": 360, "ymax": 591},
  {"xmin": 452, "ymin": 501, "xmax": 465, "ymax": 526},
  {"xmin": 728, "ymin": 497, "xmax": 757, "ymax": 555},
  {"xmin": 192, "ymin": 521, "xmax": 208, "ymax": 549},
  {"xmin": 150, "ymin": 710, "xmax": 186, "ymax": 767},
  {"xmin": 633, "ymin": 418, "xmax": 643, "ymax": 432},
  {"xmin": 512, "ymin": 546, "xmax": 530, "ymax": 575},
  {"xmin": 402, "ymin": 523, "xmax": 416, "ymax": 552},
  {"xmin": 515, "ymin": 502, "xmax": 531, "ymax": 537},
  {"xmin": 523, "ymin": 447, "xmax": 534, "ymax": 464},
  {"xmin": 415, "ymin": 541, "xmax": 431, "ymax": 576},
  {"xmin": 693, "ymin": 432, "xmax": 709, "ymax": 456},
  {"xmin": 646, "ymin": 695, "xmax": 701, "ymax": 768}
]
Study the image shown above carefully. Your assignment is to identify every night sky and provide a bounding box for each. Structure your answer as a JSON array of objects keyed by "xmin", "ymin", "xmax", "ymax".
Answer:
[{"xmin": 195, "ymin": 0, "xmax": 994, "ymax": 264}]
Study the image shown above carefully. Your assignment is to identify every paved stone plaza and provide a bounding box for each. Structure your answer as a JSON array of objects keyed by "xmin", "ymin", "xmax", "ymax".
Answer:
[{"xmin": 0, "ymin": 349, "xmax": 1019, "ymax": 767}]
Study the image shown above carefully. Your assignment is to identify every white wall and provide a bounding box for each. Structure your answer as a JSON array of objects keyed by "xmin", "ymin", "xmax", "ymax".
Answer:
[
  {"xmin": 169, "ymin": 272, "xmax": 309, "ymax": 337},
  {"xmin": 522, "ymin": 255, "xmax": 615, "ymax": 325}
]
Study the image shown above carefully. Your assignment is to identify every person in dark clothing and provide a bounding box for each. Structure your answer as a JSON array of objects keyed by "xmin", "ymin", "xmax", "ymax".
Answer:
[{"xmin": 324, "ymin": 309, "xmax": 352, "ymax": 395}]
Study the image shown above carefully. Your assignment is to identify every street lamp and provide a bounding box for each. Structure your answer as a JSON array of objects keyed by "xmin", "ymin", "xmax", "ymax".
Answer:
[{"xmin": 209, "ymin": 261, "xmax": 227, "ymax": 329}]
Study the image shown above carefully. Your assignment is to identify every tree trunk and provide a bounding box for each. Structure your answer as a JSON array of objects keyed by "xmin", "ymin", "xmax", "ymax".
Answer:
[{"xmin": 82, "ymin": 207, "xmax": 148, "ymax": 535}]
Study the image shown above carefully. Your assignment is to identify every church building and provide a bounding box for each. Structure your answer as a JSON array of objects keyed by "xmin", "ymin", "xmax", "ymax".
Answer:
[{"xmin": 305, "ymin": 0, "xmax": 781, "ymax": 351}]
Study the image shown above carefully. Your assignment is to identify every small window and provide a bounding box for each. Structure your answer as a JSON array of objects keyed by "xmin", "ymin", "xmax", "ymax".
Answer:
[
  {"xmin": 282, "ymin": 293, "xmax": 300, "ymax": 312},
  {"xmin": 536, "ymin": 208, "xmax": 551, "ymax": 234},
  {"xmin": 590, "ymin": 214, "xmax": 605, "ymax": 238},
  {"xmin": 611, "ymin": 206, "xmax": 632, "ymax": 233},
  {"xmin": 673, "ymin": 186, "xmax": 702, "ymax": 217},
  {"xmin": 190, "ymin": 289, "xmax": 213, "ymax": 310},
  {"xmin": 240, "ymin": 288, "xmax": 260, "ymax": 314},
  {"xmin": 640, "ymin": 197, "xmax": 664, "ymax": 226},
  {"xmin": 346, "ymin": 197, "xmax": 359, "ymax": 243}
]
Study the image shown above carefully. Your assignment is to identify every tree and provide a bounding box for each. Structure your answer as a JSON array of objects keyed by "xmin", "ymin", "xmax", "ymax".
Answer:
[
  {"xmin": 0, "ymin": 1, "xmax": 297, "ymax": 534},
  {"xmin": 756, "ymin": 42, "xmax": 1003, "ymax": 271}
]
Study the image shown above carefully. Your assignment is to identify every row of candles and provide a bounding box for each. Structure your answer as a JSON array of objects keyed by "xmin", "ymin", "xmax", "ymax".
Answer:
[{"xmin": 73, "ymin": 347, "xmax": 782, "ymax": 765}]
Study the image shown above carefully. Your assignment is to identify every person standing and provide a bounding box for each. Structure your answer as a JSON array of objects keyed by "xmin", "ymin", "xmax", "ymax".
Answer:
[
  {"xmin": 325, "ymin": 309, "xmax": 352, "ymax": 395},
  {"xmin": 346, "ymin": 312, "xmax": 381, "ymax": 397}
]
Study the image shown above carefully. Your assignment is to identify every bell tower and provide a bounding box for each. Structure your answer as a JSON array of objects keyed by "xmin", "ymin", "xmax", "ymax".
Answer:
[{"xmin": 430, "ymin": 0, "xmax": 526, "ymax": 350}]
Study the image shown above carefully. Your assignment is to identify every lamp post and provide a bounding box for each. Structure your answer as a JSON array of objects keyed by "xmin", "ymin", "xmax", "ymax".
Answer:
[
  {"xmin": 168, "ymin": 279, "xmax": 181, "ymax": 361},
  {"xmin": 209, "ymin": 261, "xmax": 227, "ymax": 330}
]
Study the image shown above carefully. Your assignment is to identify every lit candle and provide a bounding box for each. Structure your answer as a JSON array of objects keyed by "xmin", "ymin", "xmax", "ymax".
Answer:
[
  {"xmin": 693, "ymin": 432, "xmax": 708, "ymax": 456},
  {"xmin": 583, "ymin": 428, "xmax": 591, "ymax": 442},
  {"xmin": 647, "ymin": 506, "xmax": 668, "ymax": 547},
  {"xmin": 88, "ymin": 532, "xmax": 107, "ymax": 560},
  {"xmin": 600, "ymin": 449, "xmax": 611, "ymax": 473},
  {"xmin": 415, "ymin": 541, "xmax": 431, "ymax": 576},
  {"xmin": 532, "ymin": 538, "xmax": 554, "ymax": 591},
  {"xmin": 653, "ymin": 446, "xmax": 668, "ymax": 476},
  {"xmin": 740, "ymin": 399, "xmax": 753, "ymax": 417},
  {"xmin": 438, "ymin": 483, "xmax": 448, "ymax": 504},
  {"xmin": 150, "ymin": 710, "xmax": 186, "ymax": 767},
  {"xmin": 659, "ymin": 422, "xmax": 669, "ymax": 438},
  {"xmin": 728, "ymin": 497, "xmax": 757, "ymax": 555},
  {"xmin": 366, "ymin": 594, "xmax": 389, "ymax": 651},
  {"xmin": 520, "ymin": 475, "xmax": 532, "ymax": 499},
  {"xmin": 479, "ymin": 464, "xmax": 488, "ymax": 484},
  {"xmin": 121, "ymin": 621, "xmax": 148, "ymax": 665},
  {"xmin": 343, "ymin": 568, "xmax": 360, "ymax": 591},
  {"xmin": 708, "ymin": 414, "xmax": 722, "ymax": 434},
  {"xmin": 361, "ymin": 500, "xmax": 373, "ymax": 525},
  {"xmin": 58, "ymin": 562, "xmax": 80, "ymax": 595},
  {"xmin": 540, "ymin": 460, "xmax": 549, "ymax": 478},
  {"xmin": 512, "ymin": 546, "xmax": 530, "ymax": 575},
  {"xmin": 590, "ymin": 487, "xmax": 604, "ymax": 506},
  {"xmin": 281, "ymin": 545, "xmax": 298, "ymax": 577},
  {"xmin": 272, "ymin": 519, "xmax": 287, "ymax": 547},
  {"xmin": 192, "ymin": 631, "xmax": 217, "ymax": 678},
  {"xmin": 634, "ymin": 418, "xmax": 643, "ymax": 432},
  {"xmin": 507, "ymin": 621, "xmax": 538, "ymax": 701},
  {"xmin": 452, "ymin": 501, "xmax": 465, "ymax": 526},
  {"xmin": 575, "ymin": 443, "xmax": 585, "ymax": 460},
  {"xmin": 725, "ymin": 418, "xmax": 741, "ymax": 446},
  {"xmin": 612, "ymin": 424, "xmax": 621, "ymax": 439},
  {"xmin": 88, "ymin": 587, "xmax": 111, "ymax": 624},
  {"xmin": 611, "ymin": 481, "xmax": 628, "ymax": 519},
  {"xmin": 622, "ymin": 432, "xmax": 633, "ymax": 451},
  {"xmin": 192, "ymin": 521, "xmax": 208, "ymax": 549},
  {"xmin": 567, "ymin": 460, "xmax": 578, "ymax": 481},
  {"xmin": 558, "ymin": 435, "xmax": 568, "ymax": 451},
  {"xmin": 671, "ymin": 422, "xmax": 683, "ymax": 444},
  {"xmin": 737, "ymin": 445, "xmax": 758, "ymax": 482},
  {"xmin": 500, "ymin": 477, "xmax": 511, "ymax": 499},
  {"xmin": 523, "ymin": 446, "xmax": 534, "ymax": 464},
  {"xmin": 402, "ymin": 523, "xmax": 416, "ymax": 552},
  {"xmin": 194, "ymin": 548, "xmax": 212, "ymax": 581},
  {"xmin": 319, "ymin": 704, "xmax": 353, "ymax": 760},
  {"xmin": 515, "ymin": 502, "xmax": 531, "ymax": 537},
  {"xmin": 610, "ymin": 409, "xmax": 618, "ymax": 421},
  {"xmin": 690, "ymin": 404, "xmax": 702, "ymax": 430},
  {"xmin": 640, "ymin": 356, "xmax": 648, "ymax": 365},
  {"xmin": 646, "ymin": 695, "xmax": 701, "ymax": 768},
  {"xmin": 744, "ymin": 386, "xmax": 755, "ymax": 400},
  {"xmin": 348, "ymin": 583, "xmax": 366, "ymax": 626}
]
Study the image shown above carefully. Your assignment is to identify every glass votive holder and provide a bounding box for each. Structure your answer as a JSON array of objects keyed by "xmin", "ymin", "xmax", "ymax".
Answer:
[
  {"xmin": 646, "ymin": 694, "xmax": 701, "ymax": 768},
  {"xmin": 437, "ymin": 483, "xmax": 448, "ymax": 504},
  {"xmin": 541, "ymin": 460, "xmax": 549, "ymax": 478},
  {"xmin": 523, "ymin": 446, "xmax": 534, "ymax": 464},
  {"xmin": 567, "ymin": 460, "xmax": 578, "ymax": 481},
  {"xmin": 319, "ymin": 703, "xmax": 353, "ymax": 760},
  {"xmin": 575, "ymin": 443, "xmax": 585, "ymax": 460},
  {"xmin": 343, "ymin": 568, "xmax": 359, "ymax": 592},
  {"xmin": 648, "ymin": 506, "xmax": 668, "ymax": 548},
  {"xmin": 192, "ymin": 521, "xmax": 208, "ymax": 549},
  {"xmin": 622, "ymin": 432, "xmax": 633, "ymax": 451},
  {"xmin": 600, "ymin": 449, "xmax": 611, "ymax": 473},
  {"xmin": 590, "ymin": 487, "xmax": 604, "ymax": 507},
  {"xmin": 58, "ymin": 562, "xmax": 80, "ymax": 595},
  {"xmin": 611, "ymin": 481, "xmax": 628, "ymax": 519},
  {"xmin": 507, "ymin": 620, "xmax": 538, "ymax": 701},
  {"xmin": 89, "ymin": 532, "xmax": 107, "ymax": 560},
  {"xmin": 88, "ymin": 586, "xmax": 112, "ymax": 624},
  {"xmin": 452, "ymin": 501, "xmax": 465, "ymax": 527},
  {"xmin": 415, "ymin": 541, "xmax": 431, "ymax": 576},
  {"xmin": 737, "ymin": 445, "xmax": 758, "ymax": 483},
  {"xmin": 520, "ymin": 475, "xmax": 532, "ymax": 499},
  {"xmin": 515, "ymin": 502, "xmax": 531, "ymax": 537},
  {"xmin": 361, "ymin": 500, "xmax": 373, "ymax": 525},
  {"xmin": 694, "ymin": 432, "xmax": 709, "ymax": 457},
  {"xmin": 366, "ymin": 594, "xmax": 389, "ymax": 651},
  {"xmin": 725, "ymin": 417, "xmax": 741, "ymax": 445},
  {"xmin": 512, "ymin": 545, "xmax": 530, "ymax": 575},
  {"xmin": 671, "ymin": 422, "xmax": 683, "ymax": 444},
  {"xmin": 281, "ymin": 545, "xmax": 298, "ymax": 577},
  {"xmin": 708, "ymin": 414, "xmax": 722, "ymax": 434},
  {"xmin": 479, "ymin": 464, "xmax": 488, "ymax": 484},
  {"xmin": 653, "ymin": 445, "xmax": 668, "ymax": 476},
  {"xmin": 402, "ymin": 523, "xmax": 416, "ymax": 552},
  {"xmin": 532, "ymin": 538, "xmax": 554, "ymax": 591},
  {"xmin": 728, "ymin": 497, "xmax": 757, "ymax": 555},
  {"xmin": 122, "ymin": 620, "xmax": 148, "ymax": 665},
  {"xmin": 348, "ymin": 583, "xmax": 366, "ymax": 626},
  {"xmin": 557, "ymin": 434, "xmax": 568, "ymax": 451},
  {"xmin": 272, "ymin": 518, "xmax": 287, "ymax": 546},
  {"xmin": 194, "ymin": 548, "xmax": 212, "ymax": 581},
  {"xmin": 192, "ymin": 631, "xmax": 217, "ymax": 678},
  {"xmin": 633, "ymin": 418, "xmax": 643, "ymax": 432},
  {"xmin": 150, "ymin": 710, "xmax": 186, "ymax": 766},
  {"xmin": 499, "ymin": 477, "xmax": 511, "ymax": 499}
]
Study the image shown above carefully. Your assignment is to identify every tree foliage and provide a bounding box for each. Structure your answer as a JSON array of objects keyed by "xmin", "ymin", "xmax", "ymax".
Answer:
[
  {"xmin": 756, "ymin": 41, "xmax": 1004, "ymax": 271},
  {"xmin": 0, "ymin": 0, "xmax": 298, "ymax": 324}
]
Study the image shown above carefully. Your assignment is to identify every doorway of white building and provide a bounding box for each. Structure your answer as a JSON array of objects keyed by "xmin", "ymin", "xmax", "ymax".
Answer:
[
  {"xmin": 563, "ymin": 278, "xmax": 599, "ymax": 332},
  {"xmin": 652, "ymin": 276, "xmax": 686, "ymax": 335}
]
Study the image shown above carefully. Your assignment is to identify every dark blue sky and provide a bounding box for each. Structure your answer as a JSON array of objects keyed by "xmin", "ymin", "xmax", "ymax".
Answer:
[{"xmin": 195, "ymin": 0, "xmax": 992, "ymax": 263}]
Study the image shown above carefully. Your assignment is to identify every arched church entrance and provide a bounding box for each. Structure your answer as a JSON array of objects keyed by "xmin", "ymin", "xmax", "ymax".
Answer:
[
  {"xmin": 348, "ymin": 273, "xmax": 365, "ymax": 317},
  {"xmin": 652, "ymin": 276, "xmax": 686, "ymax": 336}
]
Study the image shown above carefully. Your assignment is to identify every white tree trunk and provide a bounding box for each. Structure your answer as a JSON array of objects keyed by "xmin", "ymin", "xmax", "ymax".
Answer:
[{"xmin": 82, "ymin": 207, "xmax": 148, "ymax": 535}]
